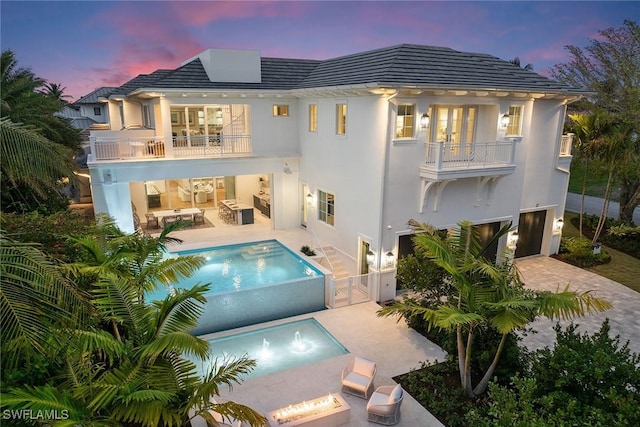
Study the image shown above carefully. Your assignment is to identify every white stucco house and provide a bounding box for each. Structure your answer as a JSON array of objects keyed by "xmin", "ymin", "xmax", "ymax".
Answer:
[{"xmin": 86, "ymin": 44, "xmax": 581, "ymax": 302}]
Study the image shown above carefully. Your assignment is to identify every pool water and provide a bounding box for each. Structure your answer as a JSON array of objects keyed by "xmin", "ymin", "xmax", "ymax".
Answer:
[
  {"xmin": 148, "ymin": 240, "xmax": 321, "ymax": 300},
  {"xmin": 193, "ymin": 318, "xmax": 349, "ymax": 380},
  {"xmin": 148, "ymin": 240, "xmax": 327, "ymax": 334}
]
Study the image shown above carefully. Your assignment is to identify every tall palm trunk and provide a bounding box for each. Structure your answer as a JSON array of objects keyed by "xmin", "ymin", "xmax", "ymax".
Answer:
[
  {"xmin": 462, "ymin": 329, "xmax": 474, "ymax": 397},
  {"xmin": 473, "ymin": 333, "xmax": 508, "ymax": 396},
  {"xmin": 592, "ymin": 168, "xmax": 615, "ymax": 244},
  {"xmin": 456, "ymin": 325, "xmax": 466, "ymax": 388},
  {"xmin": 580, "ymin": 160, "xmax": 589, "ymax": 236}
]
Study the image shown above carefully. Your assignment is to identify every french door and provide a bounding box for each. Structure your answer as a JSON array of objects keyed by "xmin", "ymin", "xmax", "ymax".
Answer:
[{"xmin": 430, "ymin": 105, "xmax": 477, "ymax": 157}]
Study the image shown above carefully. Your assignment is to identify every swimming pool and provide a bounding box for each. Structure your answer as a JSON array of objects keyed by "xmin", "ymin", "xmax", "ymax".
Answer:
[
  {"xmin": 194, "ymin": 318, "xmax": 349, "ymax": 380},
  {"xmin": 150, "ymin": 240, "xmax": 326, "ymax": 334}
]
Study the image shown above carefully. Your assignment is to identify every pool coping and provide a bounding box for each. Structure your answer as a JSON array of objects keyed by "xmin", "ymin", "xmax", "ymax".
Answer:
[{"xmin": 208, "ymin": 301, "xmax": 448, "ymax": 427}]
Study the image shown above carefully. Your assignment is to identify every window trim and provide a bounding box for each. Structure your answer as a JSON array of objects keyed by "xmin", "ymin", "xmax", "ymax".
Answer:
[
  {"xmin": 506, "ymin": 105, "xmax": 524, "ymax": 136},
  {"xmin": 317, "ymin": 189, "xmax": 335, "ymax": 227},
  {"xmin": 394, "ymin": 103, "xmax": 416, "ymax": 139},
  {"xmin": 309, "ymin": 103, "xmax": 317, "ymax": 132},
  {"xmin": 93, "ymin": 106, "xmax": 102, "ymax": 116},
  {"xmin": 273, "ymin": 104, "xmax": 289, "ymax": 117},
  {"xmin": 336, "ymin": 103, "xmax": 347, "ymax": 135}
]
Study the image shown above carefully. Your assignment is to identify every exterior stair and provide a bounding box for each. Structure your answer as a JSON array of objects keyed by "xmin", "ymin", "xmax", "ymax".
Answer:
[{"xmin": 317, "ymin": 246, "xmax": 349, "ymax": 279}]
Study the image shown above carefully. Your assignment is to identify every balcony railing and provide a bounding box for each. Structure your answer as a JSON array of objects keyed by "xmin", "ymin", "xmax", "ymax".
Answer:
[
  {"xmin": 172, "ymin": 135, "xmax": 252, "ymax": 157},
  {"xmin": 91, "ymin": 135, "xmax": 252, "ymax": 161},
  {"xmin": 560, "ymin": 133, "xmax": 573, "ymax": 156},
  {"xmin": 421, "ymin": 140, "xmax": 516, "ymax": 181}
]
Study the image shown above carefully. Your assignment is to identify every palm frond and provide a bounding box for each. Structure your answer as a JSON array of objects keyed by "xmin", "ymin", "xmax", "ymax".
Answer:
[
  {"xmin": 537, "ymin": 285, "xmax": 611, "ymax": 320},
  {"xmin": 0, "ymin": 117, "xmax": 75, "ymax": 196}
]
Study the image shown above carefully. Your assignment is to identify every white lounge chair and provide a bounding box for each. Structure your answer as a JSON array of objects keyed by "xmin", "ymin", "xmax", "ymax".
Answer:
[
  {"xmin": 367, "ymin": 384, "xmax": 404, "ymax": 425},
  {"xmin": 341, "ymin": 356, "xmax": 376, "ymax": 399}
]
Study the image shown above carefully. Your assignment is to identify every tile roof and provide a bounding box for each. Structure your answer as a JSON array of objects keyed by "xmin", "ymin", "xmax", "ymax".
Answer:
[
  {"xmin": 73, "ymin": 86, "xmax": 117, "ymax": 104},
  {"xmin": 114, "ymin": 44, "xmax": 585, "ymax": 96}
]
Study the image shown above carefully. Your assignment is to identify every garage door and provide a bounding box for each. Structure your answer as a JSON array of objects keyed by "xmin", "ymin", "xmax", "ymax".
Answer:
[{"xmin": 515, "ymin": 211, "xmax": 546, "ymax": 258}]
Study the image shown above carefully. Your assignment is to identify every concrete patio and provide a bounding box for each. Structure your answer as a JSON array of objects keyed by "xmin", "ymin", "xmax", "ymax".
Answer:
[{"xmin": 168, "ymin": 224, "xmax": 639, "ymax": 426}]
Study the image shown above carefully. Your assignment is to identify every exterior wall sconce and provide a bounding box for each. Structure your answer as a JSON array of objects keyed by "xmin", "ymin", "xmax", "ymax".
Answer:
[
  {"xmin": 306, "ymin": 193, "xmax": 313, "ymax": 205},
  {"xmin": 554, "ymin": 218, "xmax": 564, "ymax": 232},
  {"xmin": 385, "ymin": 251, "xmax": 395, "ymax": 268},
  {"xmin": 500, "ymin": 113, "xmax": 510, "ymax": 128},
  {"xmin": 366, "ymin": 249, "xmax": 375, "ymax": 265},
  {"xmin": 507, "ymin": 231, "xmax": 519, "ymax": 249},
  {"xmin": 420, "ymin": 113, "xmax": 430, "ymax": 129}
]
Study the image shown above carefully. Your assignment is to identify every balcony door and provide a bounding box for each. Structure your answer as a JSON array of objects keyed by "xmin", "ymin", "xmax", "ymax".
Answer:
[{"xmin": 431, "ymin": 105, "xmax": 477, "ymax": 157}]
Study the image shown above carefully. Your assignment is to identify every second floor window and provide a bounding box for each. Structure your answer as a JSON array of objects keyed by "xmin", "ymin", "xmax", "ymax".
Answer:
[
  {"xmin": 273, "ymin": 104, "xmax": 289, "ymax": 117},
  {"xmin": 94, "ymin": 107, "xmax": 101, "ymax": 115},
  {"xmin": 142, "ymin": 105, "xmax": 151, "ymax": 128},
  {"xmin": 336, "ymin": 104, "xmax": 347, "ymax": 135},
  {"xmin": 318, "ymin": 190, "xmax": 335, "ymax": 226},
  {"xmin": 395, "ymin": 104, "xmax": 415, "ymax": 138},
  {"xmin": 506, "ymin": 105, "xmax": 523, "ymax": 136},
  {"xmin": 309, "ymin": 104, "xmax": 317, "ymax": 132}
]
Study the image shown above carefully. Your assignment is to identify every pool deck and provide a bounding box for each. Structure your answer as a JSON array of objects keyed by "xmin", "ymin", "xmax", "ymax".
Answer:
[
  {"xmin": 168, "ymin": 221, "xmax": 640, "ymax": 426},
  {"xmin": 201, "ymin": 301, "xmax": 448, "ymax": 427}
]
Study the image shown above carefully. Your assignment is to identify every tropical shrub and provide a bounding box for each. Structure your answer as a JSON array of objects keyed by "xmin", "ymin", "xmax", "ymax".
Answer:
[
  {"xmin": 380, "ymin": 220, "xmax": 610, "ymax": 397},
  {"xmin": 466, "ymin": 321, "xmax": 640, "ymax": 426},
  {"xmin": 1, "ymin": 210, "xmax": 99, "ymax": 263},
  {"xmin": 558, "ymin": 236, "xmax": 611, "ymax": 267}
]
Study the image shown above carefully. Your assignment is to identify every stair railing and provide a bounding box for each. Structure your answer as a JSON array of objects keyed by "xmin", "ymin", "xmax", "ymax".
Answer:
[{"xmin": 308, "ymin": 228, "xmax": 335, "ymax": 275}]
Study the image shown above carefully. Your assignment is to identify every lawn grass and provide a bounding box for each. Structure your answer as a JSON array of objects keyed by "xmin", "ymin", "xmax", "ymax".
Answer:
[
  {"xmin": 568, "ymin": 159, "xmax": 619, "ymax": 200},
  {"xmin": 562, "ymin": 212, "xmax": 640, "ymax": 292}
]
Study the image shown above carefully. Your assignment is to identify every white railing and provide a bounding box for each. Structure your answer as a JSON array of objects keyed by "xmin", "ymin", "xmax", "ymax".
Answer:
[
  {"xmin": 92, "ymin": 136, "xmax": 165, "ymax": 160},
  {"xmin": 172, "ymin": 135, "xmax": 252, "ymax": 157},
  {"xmin": 329, "ymin": 274, "xmax": 371, "ymax": 308},
  {"xmin": 560, "ymin": 133, "xmax": 573, "ymax": 156},
  {"xmin": 424, "ymin": 140, "xmax": 516, "ymax": 170},
  {"xmin": 91, "ymin": 134, "xmax": 252, "ymax": 160}
]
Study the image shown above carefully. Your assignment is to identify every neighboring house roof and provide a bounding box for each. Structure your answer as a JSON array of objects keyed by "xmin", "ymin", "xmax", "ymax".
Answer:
[
  {"xmin": 73, "ymin": 86, "xmax": 118, "ymax": 105},
  {"xmin": 55, "ymin": 105, "xmax": 82, "ymax": 119},
  {"xmin": 115, "ymin": 43, "xmax": 586, "ymax": 96}
]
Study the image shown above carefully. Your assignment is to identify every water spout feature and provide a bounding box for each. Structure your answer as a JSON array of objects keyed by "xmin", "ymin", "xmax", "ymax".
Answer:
[
  {"xmin": 259, "ymin": 338, "xmax": 272, "ymax": 359},
  {"xmin": 292, "ymin": 330, "xmax": 308, "ymax": 352}
]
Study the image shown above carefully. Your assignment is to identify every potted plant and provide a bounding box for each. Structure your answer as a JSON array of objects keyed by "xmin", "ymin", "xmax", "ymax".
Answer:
[{"xmin": 300, "ymin": 245, "xmax": 316, "ymax": 256}]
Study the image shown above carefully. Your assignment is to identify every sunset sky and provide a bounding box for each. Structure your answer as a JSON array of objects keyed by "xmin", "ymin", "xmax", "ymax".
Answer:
[{"xmin": 2, "ymin": 1, "xmax": 638, "ymax": 100}]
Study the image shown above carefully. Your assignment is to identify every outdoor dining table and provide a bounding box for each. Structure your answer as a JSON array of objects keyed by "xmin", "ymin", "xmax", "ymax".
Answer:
[{"xmin": 153, "ymin": 207, "xmax": 201, "ymax": 221}]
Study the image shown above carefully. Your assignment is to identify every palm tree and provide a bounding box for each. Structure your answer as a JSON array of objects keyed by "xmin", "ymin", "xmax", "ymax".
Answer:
[
  {"xmin": 0, "ymin": 50, "xmax": 44, "ymax": 115},
  {"xmin": 567, "ymin": 111, "xmax": 613, "ymax": 236},
  {"xmin": 2, "ymin": 223, "xmax": 267, "ymax": 426},
  {"xmin": 509, "ymin": 56, "xmax": 534, "ymax": 71},
  {"xmin": 0, "ymin": 118, "xmax": 77, "ymax": 213},
  {"xmin": 0, "ymin": 234, "xmax": 91, "ymax": 369},
  {"xmin": 40, "ymin": 82, "xmax": 72, "ymax": 105},
  {"xmin": 378, "ymin": 220, "xmax": 611, "ymax": 397}
]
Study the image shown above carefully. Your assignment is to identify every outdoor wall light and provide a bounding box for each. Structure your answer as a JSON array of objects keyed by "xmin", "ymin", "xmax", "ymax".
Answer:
[
  {"xmin": 420, "ymin": 113, "xmax": 430, "ymax": 129},
  {"xmin": 306, "ymin": 193, "xmax": 313, "ymax": 204},
  {"xmin": 554, "ymin": 218, "xmax": 564, "ymax": 232},
  {"xmin": 500, "ymin": 113, "xmax": 510, "ymax": 128},
  {"xmin": 385, "ymin": 251, "xmax": 395, "ymax": 267},
  {"xmin": 366, "ymin": 249, "xmax": 375, "ymax": 265},
  {"xmin": 507, "ymin": 231, "xmax": 519, "ymax": 249}
]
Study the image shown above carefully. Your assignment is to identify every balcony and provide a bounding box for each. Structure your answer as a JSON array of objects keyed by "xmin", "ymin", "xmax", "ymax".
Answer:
[
  {"xmin": 91, "ymin": 135, "xmax": 252, "ymax": 161},
  {"xmin": 420, "ymin": 140, "xmax": 517, "ymax": 181},
  {"xmin": 557, "ymin": 133, "xmax": 574, "ymax": 172},
  {"xmin": 419, "ymin": 140, "xmax": 517, "ymax": 212}
]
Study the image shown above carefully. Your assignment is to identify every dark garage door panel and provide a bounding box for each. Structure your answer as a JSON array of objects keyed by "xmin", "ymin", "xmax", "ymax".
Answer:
[{"xmin": 515, "ymin": 211, "xmax": 546, "ymax": 258}]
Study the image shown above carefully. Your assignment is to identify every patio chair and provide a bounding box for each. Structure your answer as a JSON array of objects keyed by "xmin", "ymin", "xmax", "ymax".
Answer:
[
  {"xmin": 163, "ymin": 215, "xmax": 177, "ymax": 227},
  {"xmin": 193, "ymin": 208, "xmax": 206, "ymax": 225},
  {"xmin": 145, "ymin": 213, "xmax": 159, "ymax": 229},
  {"xmin": 366, "ymin": 384, "xmax": 404, "ymax": 425},
  {"xmin": 341, "ymin": 356, "xmax": 376, "ymax": 399}
]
